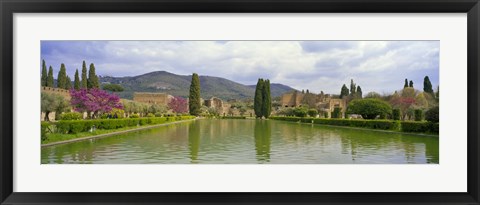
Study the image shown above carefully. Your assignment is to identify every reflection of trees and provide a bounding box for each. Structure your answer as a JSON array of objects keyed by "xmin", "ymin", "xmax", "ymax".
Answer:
[
  {"xmin": 254, "ymin": 120, "xmax": 271, "ymax": 163},
  {"xmin": 188, "ymin": 121, "xmax": 201, "ymax": 163}
]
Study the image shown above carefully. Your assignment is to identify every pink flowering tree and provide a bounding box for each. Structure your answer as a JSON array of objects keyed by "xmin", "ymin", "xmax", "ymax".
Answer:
[
  {"xmin": 70, "ymin": 88, "xmax": 123, "ymax": 118},
  {"xmin": 168, "ymin": 96, "xmax": 188, "ymax": 114}
]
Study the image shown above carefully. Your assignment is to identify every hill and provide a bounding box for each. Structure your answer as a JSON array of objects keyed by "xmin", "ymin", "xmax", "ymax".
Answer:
[{"xmin": 99, "ymin": 71, "xmax": 296, "ymax": 100}]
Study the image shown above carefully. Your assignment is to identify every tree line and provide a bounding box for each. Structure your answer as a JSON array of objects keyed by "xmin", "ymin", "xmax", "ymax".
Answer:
[{"xmin": 41, "ymin": 60, "xmax": 99, "ymax": 90}]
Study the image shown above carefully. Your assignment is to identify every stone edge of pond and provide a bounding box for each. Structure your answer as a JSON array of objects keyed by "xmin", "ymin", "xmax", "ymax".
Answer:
[
  {"xmin": 270, "ymin": 119, "xmax": 439, "ymax": 137},
  {"xmin": 41, "ymin": 119, "xmax": 196, "ymax": 148}
]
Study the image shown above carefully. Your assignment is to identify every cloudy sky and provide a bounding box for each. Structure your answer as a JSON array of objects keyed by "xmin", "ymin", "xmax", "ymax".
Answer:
[{"xmin": 41, "ymin": 41, "xmax": 439, "ymax": 95}]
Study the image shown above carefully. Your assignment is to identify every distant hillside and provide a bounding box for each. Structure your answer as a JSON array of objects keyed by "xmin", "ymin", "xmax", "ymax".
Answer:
[{"xmin": 99, "ymin": 71, "xmax": 297, "ymax": 100}]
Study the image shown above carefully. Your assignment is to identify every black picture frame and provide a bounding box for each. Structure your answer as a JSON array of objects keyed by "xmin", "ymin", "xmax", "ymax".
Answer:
[{"xmin": 1, "ymin": 0, "xmax": 479, "ymax": 204}]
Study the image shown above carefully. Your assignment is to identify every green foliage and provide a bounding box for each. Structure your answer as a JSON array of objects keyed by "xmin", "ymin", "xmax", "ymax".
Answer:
[
  {"xmin": 102, "ymin": 84, "xmax": 124, "ymax": 92},
  {"xmin": 356, "ymin": 86, "xmax": 363, "ymax": 98},
  {"xmin": 41, "ymin": 121, "xmax": 51, "ymax": 141},
  {"xmin": 47, "ymin": 66, "xmax": 54, "ymax": 87},
  {"xmin": 270, "ymin": 116, "xmax": 401, "ymax": 131},
  {"xmin": 350, "ymin": 79, "xmax": 356, "ymax": 96},
  {"xmin": 331, "ymin": 107, "xmax": 342, "ymax": 119},
  {"xmin": 81, "ymin": 61, "xmax": 88, "ymax": 88},
  {"xmin": 423, "ymin": 76, "xmax": 434, "ymax": 94},
  {"xmin": 340, "ymin": 84, "xmax": 349, "ymax": 99},
  {"xmin": 409, "ymin": 80, "xmax": 414, "ymax": 88},
  {"xmin": 87, "ymin": 63, "xmax": 99, "ymax": 88},
  {"xmin": 262, "ymin": 79, "xmax": 272, "ymax": 118},
  {"xmin": 74, "ymin": 69, "xmax": 80, "ymax": 90},
  {"xmin": 155, "ymin": 112, "xmax": 163, "ymax": 117},
  {"xmin": 293, "ymin": 107, "xmax": 308, "ymax": 117},
  {"xmin": 347, "ymin": 98, "xmax": 392, "ymax": 119},
  {"xmin": 146, "ymin": 113, "xmax": 155, "ymax": 117},
  {"xmin": 254, "ymin": 78, "xmax": 264, "ymax": 118},
  {"xmin": 404, "ymin": 79, "xmax": 408, "ymax": 88},
  {"xmin": 425, "ymin": 106, "xmax": 439, "ymax": 123},
  {"xmin": 401, "ymin": 121, "xmax": 438, "ymax": 134},
  {"xmin": 65, "ymin": 75, "xmax": 72, "ymax": 90},
  {"xmin": 59, "ymin": 112, "xmax": 83, "ymax": 120},
  {"xmin": 189, "ymin": 73, "xmax": 201, "ymax": 116},
  {"xmin": 129, "ymin": 114, "xmax": 140, "ymax": 118},
  {"xmin": 221, "ymin": 116, "xmax": 247, "ymax": 119},
  {"xmin": 41, "ymin": 60, "xmax": 48, "ymax": 86},
  {"xmin": 365, "ymin": 92, "xmax": 381, "ymax": 99},
  {"xmin": 57, "ymin": 63, "xmax": 67, "ymax": 89},
  {"xmin": 392, "ymin": 109, "xmax": 401, "ymax": 120},
  {"xmin": 414, "ymin": 109, "xmax": 423, "ymax": 121},
  {"xmin": 308, "ymin": 109, "xmax": 318, "ymax": 117},
  {"xmin": 41, "ymin": 92, "xmax": 69, "ymax": 121}
]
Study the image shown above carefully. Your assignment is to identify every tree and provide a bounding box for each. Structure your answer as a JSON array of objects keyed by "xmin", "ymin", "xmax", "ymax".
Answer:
[
  {"xmin": 414, "ymin": 109, "xmax": 423, "ymax": 121},
  {"xmin": 293, "ymin": 106, "xmax": 308, "ymax": 117},
  {"xmin": 74, "ymin": 69, "xmax": 80, "ymax": 90},
  {"xmin": 188, "ymin": 73, "xmax": 201, "ymax": 116},
  {"xmin": 65, "ymin": 75, "xmax": 72, "ymax": 90},
  {"xmin": 392, "ymin": 108, "xmax": 401, "ymax": 120},
  {"xmin": 57, "ymin": 63, "xmax": 67, "ymax": 89},
  {"xmin": 390, "ymin": 88, "xmax": 417, "ymax": 120},
  {"xmin": 87, "ymin": 63, "xmax": 99, "ymax": 89},
  {"xmin": 254, "ymin": 78, "xmax": 264, "ymax": 118},
  {"xmin": 331, "ymin": 107, "xmax": 342, "ymax": 118},
  {"xmin": 409, "ymin": 80, "xmax": 414, "ymax": 88},
  {"xmin": 350, "ymin": 79, "xmax": 356, "ymax": 96},
  {"xmin": 340, "ymin": 84, "xmax": 349, "ymax": 99},
  {"xmin": 262, "ymin": 79, "xmax": 271, "ymax": 118},
  {"xmin": 404, "ymin": 79, "xmax": 408, "ymax": 88},
  {"xmin": 308, "ymin": 109, "xmax": 318, "ymax": 117},
  {"xmin": 41, "ymin": 92, "xmax": 69, "ymax": 121},
  {"xmin": 168, "ymin": 96, "xmax": 188, "ymax": 113},
  {"xmin": 70, "ymin": 88, "xmax": 123, "ymax": 119},
  {"xmin": 365, "ymin": 92, "xmax": 381, "ymax": 99},
  {"xmin": 102, "ymin": 84, "xmax": 124, "ymax": 92},
  {"xmin": 356, "ymin": 85, "xmax": 363, "ymax": 98},
  {"xmin": 423, "ymin": 76, "xmax": 434, "ymax": 95},
  {"xmin": 46, "ymin": 66, "xmax": 54, "ymax": 87},
  {"xmin": 425, "ymin": 106, "xmax": 439, "ymax": 123},
  {"xmin": 41, "ymin": 60, "xmax": 48, "ymax": 86},
  {"xmin": 81, "ymin": 61, "xmax": 88, "ymax": 88},
  {"xmin": 347, "ymin": 98, "xmax": 392, "ymax": 119}
]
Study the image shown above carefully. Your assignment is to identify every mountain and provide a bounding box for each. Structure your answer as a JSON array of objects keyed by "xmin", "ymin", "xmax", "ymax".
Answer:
[{"xmin": 99, "ymin": 71, "xmax": 297, "ymax": 100}]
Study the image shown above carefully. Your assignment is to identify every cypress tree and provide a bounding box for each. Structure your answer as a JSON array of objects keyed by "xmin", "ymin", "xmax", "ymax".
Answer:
[
  {"xmin": 88, "ymin": 63, "xmax": 99, "ymax": 88},
  {"xmin": 57, "ymin": 63, "xmax": 67, "ymax": 89},
  {"xmin": 404, "ymin": 79, "xmax": 408, "ymax": 88},
  {"xmin": 254, "ymin": 78, "xmax": 264, "ymax": 118},
  {"xmin": 356, "ymin": 85, "xmax": 363, "ymax": 98},
  {"xmin": 409, "ymin": 80, "xmax": 414, "ymax": 88},
  {"xmin": 81, "ymin": 61, "xmax": 88, "ymax": 88},
  {"xmin": 74, "ymin": 69, "xmax": 80, "ymax": 90},
  {"xmin": 423, "ymin": 76, "xmax": 434, "ymax": 94},
  {"xmin": 340, "ymin": 84, "xmax": 349, "ymax": 99},
  {"xmin": 188, "ymin": 73, "xmax": 201, "ymax": 116},
  {"xmin": 65, "ymin": 75, "xmax": 72, "ymax": 90},
  {"xmin": 350, "ymin": 79, "xmax": 356, "ymax": 96},
  {"xmin": 41, "ymin": 60, "xmax": 47, "ymax": 86},
  {"xmin": 46, "ymin": 66, "xmax": 54, "ymax": 87},
  {"xmin": 262, "ymin": 79, "xmax": 271, "ymax": 118}
]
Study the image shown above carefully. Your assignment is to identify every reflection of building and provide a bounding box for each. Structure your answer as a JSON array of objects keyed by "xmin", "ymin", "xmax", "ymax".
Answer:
[
  {"xmin": 280, "ymin": 91, "xmax": 347, "ymax": 118},
  {"xmin": 133, "ymin": 92, "xmax": 173, "ymax": 105}
]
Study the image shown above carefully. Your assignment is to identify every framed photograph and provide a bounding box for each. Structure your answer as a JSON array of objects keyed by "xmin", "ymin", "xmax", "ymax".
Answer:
[{"xmin": 1, "ymin": 0, "xmax": 479, "ymax": 204}]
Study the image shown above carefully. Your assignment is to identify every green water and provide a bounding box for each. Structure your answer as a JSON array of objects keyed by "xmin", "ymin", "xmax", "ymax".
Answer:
[{"xmin": 41, "ymin": 119, "xmax": 439, "ymax": 164}]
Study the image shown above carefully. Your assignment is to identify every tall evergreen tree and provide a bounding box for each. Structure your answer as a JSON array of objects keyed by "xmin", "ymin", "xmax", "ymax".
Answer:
[
  {"xmin": 423, "ymin": 76, "xmax": 434, "ymax": 94},
  {"xmin": 188, "ymin": 73, "xmax": 201, "ymax": 116},
  {"xmin": 41, "ymin": 60, "xmax": 48, "ymax": 86},
  {"xmin": 87, "ymin": 63, "xmax": 99, "ymax": 88},
  {"xmin": 404, "ymin": 79, "xmax": 408, "ymax": 88},
  {"xmin": 65, "ymin": 75, "xmax": 72, "ymax": 90},
  {"xmin": 57, "ymin": 63, "xmax": 67, "ymax": 89},
  {"xmin": 254, "ymin": 78, "xmax": 264, "ymax": 118},
  {"xmin": 74, "ymin": 69, "xmax": 81, "ymax": 90},
  {"xmin": 46, "ymin": 66, "xmax": 54, "ymax": 87},
  {"xmin": 340, "ymin": 84, "xmax": 349, "ymax": 99},
  {"xmin": 409, "ymin": 80, "xmax": 414, "ymax": 88},
  {"xmin": 81, "ymin": 61, "xmax": 88, "ymax": 88},
  {"xmin": 350, "ymin": 79, "xmax": 356, "ymax": 96},
  {"xmin": 262, "ymin": 79, "xmax": 271, "ymax": 118},
  {"xmin": 356, "ymin": 85, "xmax": 363, "ymax": 98}
]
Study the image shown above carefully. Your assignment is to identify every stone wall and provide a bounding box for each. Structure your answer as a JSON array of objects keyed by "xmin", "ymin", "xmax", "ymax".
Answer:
[
  {"xmin": 41, "ymin": 86, "xmax": 71, "ymax": 100},
  {"xmin": 133, "ymin": 92, "xmax": 172, "ymax": 105}
]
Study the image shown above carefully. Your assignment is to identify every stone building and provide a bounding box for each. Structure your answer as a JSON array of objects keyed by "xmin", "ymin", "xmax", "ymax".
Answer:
[
  {"xmin": 280, "ymin": 91, "xmax": 304, "ymax": 107},
  {"xmin": 280, "ymin": 91, "xmax": 347, "ymax": 118},
  {"xmin": 133, "ymin": 92, "xmax": 173, "ymax": 105},
  {"xmin": 204, "ymin": 97, "xmax": 231, "ymax": 115}
]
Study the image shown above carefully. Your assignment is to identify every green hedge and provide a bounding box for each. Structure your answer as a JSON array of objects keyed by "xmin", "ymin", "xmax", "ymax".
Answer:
[
  {"xmin": 221, "ymin": 116, "xmax": 247, "ymax": 119},
  {"xmin": 41, "ymin": 121, "xmax": 51, "ymax": 141},
  {"xmin": 53, "ymin": 116, "xmax": 195, "ymax": 134},
  {"xmin": 401, "ymin": 121, "xmax": 439, "ymax": 134}
]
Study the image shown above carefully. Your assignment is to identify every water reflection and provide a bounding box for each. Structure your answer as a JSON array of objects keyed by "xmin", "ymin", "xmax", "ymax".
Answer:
[
  {"xmin": 188, "ymin": 122, "xmax": 200, "ymax": 163},
  {"xmin": 254, "ymin": 120, "xmax": 271, "ymax": 163}
]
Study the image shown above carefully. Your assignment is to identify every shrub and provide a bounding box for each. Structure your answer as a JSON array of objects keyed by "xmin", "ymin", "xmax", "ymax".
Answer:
[
  {"xmin": 221, "ymin": 116, "xmax": 247, "ymax": 119},
  {"xmin": 41, "ymin": 121, "xmax": 51, "ymax": 141},
  {"xmin": 129, "ymin": 114, "xmax": 140, "ymax": 118},
  {"xmin": 331, "ymin": 107, "xmax": 341, "ymax": 119},
  {"xmin": 270, "ymin": 116, "xmax": 400, "ymax": 131},
  {"xmin": 401, "ymin": 121, "xmax": 437, "ymax": 134},
  {"xmin": 347, "ymin": 98, "xmax": 392, "ymax": 119},
  {"xmin": 155, "ymin": 112, "xmax": 163, "ymax": 117},
  {"xmin": 425, "ymin": 106, "xmax": 439, "ymax": 123},
  {"xmin": 293, "ymin": 107, "xmax": 308, "ymax": 117},
  {"xmin": 59, "ymin": 112, "xmax": 83, "ymax": 120},
  {"xmin": 146, "ymin": 113, "xmax": 155, "ymax": 118},
  {"xmin": 307, "ymin": 109, "xmax": 318, "ymax": 117},
  {"xmin": 392, "ymin": 109, "xmax": 401, "ymax": 120},
  {"xmin": 414, "ymin": 109, "xmax": 423, "ymax": 121}
]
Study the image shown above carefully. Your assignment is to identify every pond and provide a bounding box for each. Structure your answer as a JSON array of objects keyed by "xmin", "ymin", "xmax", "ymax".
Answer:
[{"xmin": 41, "ymin": 119, "xmax": 439, "ymax": 164}]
